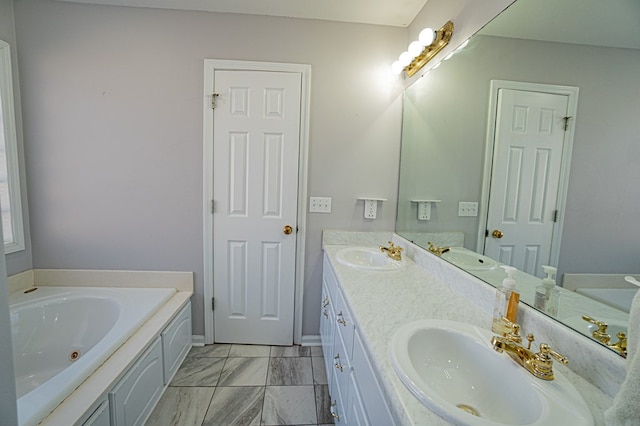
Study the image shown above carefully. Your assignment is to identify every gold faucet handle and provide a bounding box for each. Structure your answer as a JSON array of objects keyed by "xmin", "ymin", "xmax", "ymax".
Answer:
[
  {"xmin": 531, "ymin": 343, "xmax": 568, "ymax": 380},
  {"xmin": 582, "ymin": 315, "xmax": 608, "ymax": 330},
  {"xmin": 505, "ymin": 323, "xmax": 522, "ymax": 344},
  {"xmin": 608, "ymin": 332, "xmax": 627, "ymax": 357},
  {"xmin": 582, "ymin": 315, "xmax": 610, "ymax": 342},
  {"xmin": 539, "ymin": 343, "xmax": 569, "ymax": 365}
]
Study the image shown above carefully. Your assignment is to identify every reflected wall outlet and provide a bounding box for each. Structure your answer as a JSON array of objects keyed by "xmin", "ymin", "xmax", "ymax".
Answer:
[
  {"xmin": 364, "ymin": 200, "xmax": 377, "ymax": 219},
  {"xmin": 310, "ymin": 197, "xmax": 332, "ymax": 213},
  {"xmin": 458, "ymin": 201, "xmax": 478, "ymax": 217}
]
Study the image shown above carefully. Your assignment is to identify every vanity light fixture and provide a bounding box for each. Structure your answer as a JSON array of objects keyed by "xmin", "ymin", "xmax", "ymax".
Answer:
[{"xmin": 391, "ymin": 21, "xmax": 454, "ymax": 77}]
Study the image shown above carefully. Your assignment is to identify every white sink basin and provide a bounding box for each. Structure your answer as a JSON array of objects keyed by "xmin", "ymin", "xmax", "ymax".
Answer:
[
  {"xmin": 335, "ymin": 246, "xmax": 407, "ymax": 271},
  {"xmin": 441, "ymin": 248, "xmax": 497, "ymax": 271},
  {"xmin": 390, "ymin": 320, "xmax": 593, "ymax": 425}
]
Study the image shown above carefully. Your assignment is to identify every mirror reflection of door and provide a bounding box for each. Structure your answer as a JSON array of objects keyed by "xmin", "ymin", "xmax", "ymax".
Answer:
[{"xmin": 484, "ymin": 83, "xmax": 577, "ymax": 277}]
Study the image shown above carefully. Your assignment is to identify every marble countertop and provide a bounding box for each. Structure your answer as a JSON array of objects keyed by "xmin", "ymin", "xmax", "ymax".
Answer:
[{"xmin": 322, "ymin": 238, "xmax": 615, "ymax": 425}]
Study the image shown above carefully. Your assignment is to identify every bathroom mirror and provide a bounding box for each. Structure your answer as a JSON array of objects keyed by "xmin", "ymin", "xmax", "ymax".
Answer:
[{"xmin": 396, "ymin": 0, "xmax": 640, "ymax": 355}]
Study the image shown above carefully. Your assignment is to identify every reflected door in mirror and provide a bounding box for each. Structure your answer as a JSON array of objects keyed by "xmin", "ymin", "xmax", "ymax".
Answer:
[{"xmin": 485, "ymin": 88, "xmax": 569, "ymax": 276}]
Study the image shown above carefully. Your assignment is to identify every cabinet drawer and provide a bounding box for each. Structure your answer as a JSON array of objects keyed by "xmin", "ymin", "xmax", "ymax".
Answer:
[
  {"xmin": 162, "ymin": 302, "xmax": 192, "ymax": 384},
  {"xmin": 334, "ymin": 287, "xmax": 355, "ymax": 360},
  {"xmin": 109, "ymin": 337, "xmax": 164, "ymax": 426}
]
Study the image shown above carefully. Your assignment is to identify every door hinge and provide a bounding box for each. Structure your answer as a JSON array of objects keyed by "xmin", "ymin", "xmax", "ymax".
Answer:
[
  {"xmin": 211, "ymin": 200, "xmax": 215, "ymax": 214},
  {"xmin": 211, "ymin": 297, "xmax": 215, "ymax": 310},
  {"xmin": 563, "ymin": 116, "xmax": 572, "ymax": 131},
  {"xmin": 553, "ymin": 209, "xmax": 559, "ymax": 222},
  {"xmin": 211, "ymin": 93, "xmax": 219, "ymax": 109}
]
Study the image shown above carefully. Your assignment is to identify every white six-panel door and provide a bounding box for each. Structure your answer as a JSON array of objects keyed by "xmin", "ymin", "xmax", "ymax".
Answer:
[
  {"xmin": 213, "ymin": 70, "xmax": 301, "ymax": 345},
  {"xmin": 485, "ymin": 88, "xmax": 569, "ymax": 276}
]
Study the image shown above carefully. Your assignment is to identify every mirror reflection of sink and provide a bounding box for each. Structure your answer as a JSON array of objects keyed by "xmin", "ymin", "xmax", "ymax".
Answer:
[
  {"xmin": 390, "ymin": 320, "xmax": 593, "ymax": 426},
  {"xmin": 441, "ymin": 247, "xmax": 498, "ymax": 271},
  {"xmin": 564, "ymin": 316, "xmax": 628, "ymax": 341},
  {"xmin": 335, "ymin": 246, "xmax": 407, "ymax": 271}
]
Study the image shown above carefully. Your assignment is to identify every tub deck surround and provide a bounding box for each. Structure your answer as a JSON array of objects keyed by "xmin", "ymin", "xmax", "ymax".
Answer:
[
  {"xmin": 322, "ymin": 232, "xmax": 619, "ymax": 425},
  {"xmin": 6, "ymin": 269, "xmax": 194, "ymax": 425},
  {"xmin": 39, "ymin": 291, "xmax": 192, "ymax": 425},
  {"xmin": 7, "ymin": 269, "xmax": 194, "ymax": 293},
  {"xmin": 11, "ymin": 287, "xmax": 177, "ymax": 426}
]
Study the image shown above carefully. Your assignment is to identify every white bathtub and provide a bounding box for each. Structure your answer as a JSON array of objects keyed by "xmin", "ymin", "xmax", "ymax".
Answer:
[{"xmin": 10, "ymin": 286, "xmax": 176, "ymax": 426}]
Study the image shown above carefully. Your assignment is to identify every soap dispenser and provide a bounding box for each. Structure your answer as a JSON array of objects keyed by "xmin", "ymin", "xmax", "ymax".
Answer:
[
  {"xmin": 492, "ymin": 265, "xmax": 520, "ymax": 334},
  {"xmin": 534, "ymin": 265, "xmax": 560, "ymax": 316}
]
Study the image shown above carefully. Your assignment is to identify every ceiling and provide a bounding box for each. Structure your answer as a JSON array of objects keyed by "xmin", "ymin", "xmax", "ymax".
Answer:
[
  {"xmin": 480, "ymin": 0, "xmax": 640, "ymax": 50},
  {"xmin": 56, "ymin": 0, "xmax": 430, "ymax": 27}
]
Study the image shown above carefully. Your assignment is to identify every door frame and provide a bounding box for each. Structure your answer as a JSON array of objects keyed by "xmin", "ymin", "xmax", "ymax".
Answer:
[
  {"xmin": 476, "ymin": 80, "xmax": 579, "ymax": 268},
  {"xmin": 203, "ymin": 59, "xmax": 311, "ymax": 345}
]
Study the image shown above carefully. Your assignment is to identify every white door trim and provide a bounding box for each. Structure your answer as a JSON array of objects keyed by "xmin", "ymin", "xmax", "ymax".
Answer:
[
  {"xmin": 477, "ymin": 80, "xmax": 578, "ymax": 268},
  {"xmin": 203, "ymin": 59, "xmax": 311, "ymax": 345}
]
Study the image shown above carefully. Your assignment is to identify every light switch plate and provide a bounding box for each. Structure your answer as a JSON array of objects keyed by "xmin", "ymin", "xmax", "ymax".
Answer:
[
  {"xmin": 310, "ymin": 197, "xmax": 332, "ymax": 213},
  {"xmin": 458, "ymin": 201, "xmax": 478, "ymax": 217}
]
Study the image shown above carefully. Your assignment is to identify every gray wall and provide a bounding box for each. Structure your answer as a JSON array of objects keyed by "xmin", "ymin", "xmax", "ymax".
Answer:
[
  {"xmin": 12, "ymin": 0, "xmax": 406, "ymax": 336},
  {"xmin": 396, "ymin": 34, "xmax": 640, "ymax": 278},
  {"xmin": 1, "ymin": 0, "xmax": 33, "ymax": 276}
]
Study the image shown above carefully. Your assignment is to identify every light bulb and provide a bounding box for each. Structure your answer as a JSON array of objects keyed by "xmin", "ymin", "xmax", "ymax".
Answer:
[
  {"xmin": 419, "ymin": 27, "xmax": 435, "ymax": 46},
  {"xmin": 455, "ymin": 39, "xmax": 470, "ymax": 52},
  {"xmin": 408, "ymin": 41, "xmax": 423, "ymax": 58},
  {"xmin": 390, "ymin": 61, "xmax": 403, "ymax": 75},
  {"xmin": 399, "ymin": 51, "xmax": 412, "ymax": 67}
]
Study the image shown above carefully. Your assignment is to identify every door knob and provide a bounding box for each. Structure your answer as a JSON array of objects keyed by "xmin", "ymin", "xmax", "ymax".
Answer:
[
  {"xmin": 492, "ymin": 229, "xmax": 504, "ymax": 239},
  {"xmin": 283, "ymin": 225, "xmax": 293, "ymax": 235}
]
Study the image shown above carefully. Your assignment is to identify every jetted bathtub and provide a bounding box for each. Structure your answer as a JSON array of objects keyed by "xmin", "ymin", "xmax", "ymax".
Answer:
[{"xmin": 10, "ymin": 286, "xmax": 176, "ymax": 426}]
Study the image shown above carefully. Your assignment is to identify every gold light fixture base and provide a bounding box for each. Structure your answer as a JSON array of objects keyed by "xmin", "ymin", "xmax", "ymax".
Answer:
[{"xmin": 405, "ymin": 21, "xmax": 454, "ymax": 77}]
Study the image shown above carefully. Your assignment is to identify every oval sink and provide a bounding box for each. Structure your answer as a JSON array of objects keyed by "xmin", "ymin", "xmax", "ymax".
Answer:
[
  {"xmin": 390, "ymin": 320, "xmax": 593, "ymax": 425},
  {"xmin": 441, "ymin": 248, "xmax": 497, "ymax": 271},
  {"xmin": 336, "ymin": 246, "xmax": 406, "ymax": 271}
]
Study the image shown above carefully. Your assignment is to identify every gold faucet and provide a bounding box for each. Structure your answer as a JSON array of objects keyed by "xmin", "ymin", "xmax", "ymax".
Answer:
[
  {"xmin": 608, "ymin": 332, "xmax": 627, "ymax": 358},
  {"xmin": 582, "ymin": 315, "xmax": 627, "ymax": 357},
  {"xmin": 491, "ymin": 319, "xmax": 568, "ymax": 381},
  {"xmin": 427, "ymin": 242, "xmax": 450, "ymax": 256},
  {"xmin": 379, "ymin": 242, "xmax": 403, "ymax": 261}
]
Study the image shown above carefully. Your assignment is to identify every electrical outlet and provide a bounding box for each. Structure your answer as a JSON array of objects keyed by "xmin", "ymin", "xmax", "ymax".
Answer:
[
  {"xmin": 417, "ymin": 202, "xmax": 431, "ymax": 220},
  {"xmin": 364, "ymin": 200, "xmax": 377, "ymax": 219},
  {"xmin": 309, "ymin": 197, "xmax": 332, "ymax": 213},
  {"xmin": 458, "ymin": 201, "xmax": 479, "ymax": 217}
]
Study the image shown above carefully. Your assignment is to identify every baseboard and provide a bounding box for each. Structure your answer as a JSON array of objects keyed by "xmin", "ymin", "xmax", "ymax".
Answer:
[
  {"xmin": 300, "ymin": 334, "xmax": 321, "ymax": 346},
  {"xmin": 191, "ymin": 334, "xmax": 205, "ymax": 346}
]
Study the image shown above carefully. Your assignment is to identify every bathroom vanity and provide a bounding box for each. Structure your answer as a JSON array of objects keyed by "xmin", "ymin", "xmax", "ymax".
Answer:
[{"xmin": 320, "ymin": 231, "xmax": 622, "ymax": 425}]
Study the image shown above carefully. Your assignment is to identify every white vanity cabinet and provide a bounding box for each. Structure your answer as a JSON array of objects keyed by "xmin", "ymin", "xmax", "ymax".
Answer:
[{"xmin": 321, "ymin": 255, "xmax": 396, "ymax": 425}]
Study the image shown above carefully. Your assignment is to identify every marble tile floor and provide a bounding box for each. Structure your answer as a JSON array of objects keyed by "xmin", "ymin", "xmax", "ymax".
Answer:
[{"xmin": 146, "ymin": 344, "xmax": 334, "ymax": 426}]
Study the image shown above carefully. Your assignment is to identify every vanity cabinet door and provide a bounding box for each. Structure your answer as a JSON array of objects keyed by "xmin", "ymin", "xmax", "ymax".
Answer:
[
  {"xmin": 352, "ymin": 329, "xmax": 396, "ymax": 425},
  {"xmin": 109, "ymin": 337, "xmax": 164, "ymax": 426},
  {"xmin": 346, "ymin": 373, "xmax": 369, "ymax": 426}
]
